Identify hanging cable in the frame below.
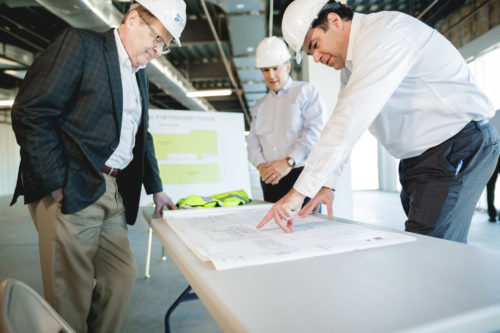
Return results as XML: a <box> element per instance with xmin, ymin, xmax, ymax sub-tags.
<box><xmin>417</xmin><ymin>0</ymin><xmax>440</xmax><ymax>19</ymax></box>
<box><xmin>200</xmin><ymin>0</ymin><xmax>251</xmax><ymax>126</ymax></box>
<box><xmin>268</xmin><ymin>0</ymin><xmax>274</xmax><ymax>36</ymax></box>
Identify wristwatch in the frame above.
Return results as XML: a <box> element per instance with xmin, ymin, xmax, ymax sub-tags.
<box><xmin>285</xmin><ymin>156</ymin><xmax>295</xmax><ymax>168</ymax></box>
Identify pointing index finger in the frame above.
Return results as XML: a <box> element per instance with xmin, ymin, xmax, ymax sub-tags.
<box><xmin>257</xmin><ymin>208</ymin><xmax>274</xmax><ymax>229</ymax></box>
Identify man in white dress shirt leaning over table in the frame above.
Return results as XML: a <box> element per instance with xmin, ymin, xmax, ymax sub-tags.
<box><xmin>258</xmin><ymin>0</ymin><xmax>499</xmax><ymax>243</ymax></box>
<box><xmin>247</xmin><ymin>36</ymin><xmax>328</xmax><ymax>209</ymax></box>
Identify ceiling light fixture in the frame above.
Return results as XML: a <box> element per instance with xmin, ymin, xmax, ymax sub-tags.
<box><xmin>0</xmin><ymin>100</ymin><xmax>15</xmax><ymax>108</ymax></box>
<box><xmin>186</xmin><ymin>89</ymin><xmax>232</xmax><ymax>98</ymax></box>
<box><xmin>0</xmin><ymin>56</ymin><xmax>23</xmax><ymax>67</ymax></box>
<box><xmin>4</xmin><ymin>69</ymin><xmax>27</xmax><ymax>80</ymax></box>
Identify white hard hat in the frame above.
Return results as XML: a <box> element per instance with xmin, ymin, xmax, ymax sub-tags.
<box><xmin>255</xmin><ymin>37</ymin><xmax>291</xmax><ymax>68</ymax></box>
<box><xmin>282</xmin><ymin>0</ymin><xmax>331</xmax><ymax>64</ymax></box>
<box><xmin>134</xmin><ymin>0</ymin><xmax>187</xmax><ymax>46</ymax></box>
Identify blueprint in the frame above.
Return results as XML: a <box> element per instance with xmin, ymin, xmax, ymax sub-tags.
<box><xmin>163</xmin><ymin>204</ymin><xmax>416</xmax><ymax>270</ymax></box>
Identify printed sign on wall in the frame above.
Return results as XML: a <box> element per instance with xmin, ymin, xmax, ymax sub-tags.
<box><xmin>140</xmin><ymin>109</ymin><xmax>252</xmax><ymax>204</ymax></box>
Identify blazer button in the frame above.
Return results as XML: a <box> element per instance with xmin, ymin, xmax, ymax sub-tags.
<box><xmin>110</xmin><ymin>146</ymin><xmax>116</xmax><ymax>151</ymax></box>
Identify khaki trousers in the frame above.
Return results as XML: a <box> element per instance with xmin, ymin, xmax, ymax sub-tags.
<box><xmin>28</xmin><ymin>173</ymin><xmax>136</xmax><ymax>333</ymax></box>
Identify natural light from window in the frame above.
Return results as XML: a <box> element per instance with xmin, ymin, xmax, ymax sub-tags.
<box><xmin>351</xmin><ymin>131</ymin><xmax>379</xmax><ymax>190</ymax></box>
<box><xmin>468</xmin><ymin>45</ymin><xmax>500</xmax><ymax>110</ymax></box>
<box><xmin>468</xmin><ymin>44</ymin><xmax>500</xmax><ymax>209</ymax></box>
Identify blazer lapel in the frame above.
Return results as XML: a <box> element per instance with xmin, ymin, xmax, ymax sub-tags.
<box><xmin>103</xmin><ymin>29</ymin><xmax>123</xmax><ymax>138</ymax></box>
<box><xmin>136</xmin><ymin>69</ymin><xmax>149</xmax><ymax>130</ymax></box>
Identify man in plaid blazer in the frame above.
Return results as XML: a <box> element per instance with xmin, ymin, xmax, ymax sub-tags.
<box><xmin>10</xmin><ymin>1</ymin><xmax>187</xmax><ymax>331</ymax></box>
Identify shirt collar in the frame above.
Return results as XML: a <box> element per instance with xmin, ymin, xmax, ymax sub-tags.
<box><xmin>345</xmin><ymin>12</ymin><xmax>364</xmax><ymax>71</ymax></box>
<box><xmin>270</xmin><ymin>76</ymin><xmax>293</xmax><ymax>97</ymax></box>
<box><xmin>114</xmin><ymin>28</ymin><xmax>144</xmax><ymax>73</ymax></box>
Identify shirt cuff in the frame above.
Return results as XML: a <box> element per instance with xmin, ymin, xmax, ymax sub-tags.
<box><xmin>294</xmin><ymin>168</ymin><xmax>340</xmax><ymax>197</ymax></box>
<box><xmin>252</xmin><ymin>156</ymin><xmax>266</xmax><ymax>168</ymax></box>
<box><xmin>323</xmin><ymin>173</ymin><xmax>338</xmax><ymax>190</ymax></box>
<box><xmin>293</xmin><ymin>171</ymin><xmax>324</xmax><ymax>198</ymax></box>
<box><xmin>288</xmin><ymin>151</ymin><xmax>303</xmax><ymax>167</ymax></box>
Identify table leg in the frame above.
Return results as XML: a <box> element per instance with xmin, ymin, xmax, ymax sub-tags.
<box><xmin>164</xmin><ymin>285</ymin><xmax>199</xmax><ymax>333</ymax></box>
<box><xmin>162</xmin><ymin>246</ymin><xmax>167</xmax><ymax>261</ymax></box>
<box><xmin>144</xmin><ymin>227</ymin><xmax>153</xmax><ymax>279</ymax></box>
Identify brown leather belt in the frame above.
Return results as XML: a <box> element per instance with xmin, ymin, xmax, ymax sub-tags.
<box><xmin>101</xmin><ymin>165</ymin><xmax>121</xmax><ymax>177</ymax></box>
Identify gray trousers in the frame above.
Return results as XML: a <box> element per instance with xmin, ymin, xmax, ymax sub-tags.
<box><xmin>28</xmin><ymin>173</ymin><xmax>136</xmax><ymax>333</ymax></box>
<box><xmin>399</xmin><ymin>120</ymin><xmax>500</xmax><ymax>243</ymax></box>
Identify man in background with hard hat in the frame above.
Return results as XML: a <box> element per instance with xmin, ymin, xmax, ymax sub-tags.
<box><xmin>247</xmin><ymin>36</ymin><xmax>327</xmax><ymax>207</ymax></box>
<box><xmin>258</xmin><ymin>0</ymin><xmax>498</xmax><ymax>243</ymax></box>
<box><xmin>10</xmin><ymin>0</ymin><xmax>186</xmax><ymax>331</ymax></box>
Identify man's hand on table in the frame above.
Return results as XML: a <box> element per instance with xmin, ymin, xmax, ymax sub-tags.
<box><xmin>51</xmin><ymin>188</ymin><xmax>64</xmax><ymax>202</ymax></box>
<box><xmin>299</xmin><ymin>187</ymin><xmax>334</xmax><ymax>218</ymax></box>
<box><xmin>256</xmin><ymin>188</ymin><xmax>305</xmax><ymax>233</ymax></box>
<box><xmin>153</xmin><ymin>192</ymin><xmax>177</xmax><ymax>217</ymax></box>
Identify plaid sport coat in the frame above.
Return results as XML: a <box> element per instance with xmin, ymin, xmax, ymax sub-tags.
<box><xmin>10</xmin><ymin>28</ymin><xmax>163</xmax><ymax>225</ymax></box>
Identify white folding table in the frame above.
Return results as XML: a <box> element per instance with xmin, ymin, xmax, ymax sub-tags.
<box><xmin>144</xmin><ymin>207</ymin><xmax>500</xmax><ymax>333</ymax></box>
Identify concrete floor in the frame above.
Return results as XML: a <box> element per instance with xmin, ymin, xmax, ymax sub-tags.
<box><xmin>0</xmin><ymin>194</ymin><xmax>220</xmax><ymax>333</ymax></box>
<box><xmin>1</xmin><ymin>189</ymin><xmax>500</xmax><ymax>332</ymax></box>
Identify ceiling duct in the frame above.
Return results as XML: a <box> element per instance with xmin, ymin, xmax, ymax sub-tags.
<box><xmin>33</xmin><ymin>0</ymin><xmax>215</xmax><ymax>111</ymax></box>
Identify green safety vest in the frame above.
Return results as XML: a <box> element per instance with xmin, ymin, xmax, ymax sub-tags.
<box><xmin>177</xmin><ymin>189</ymin><xmax>251</xmax><ymax>209</ymax></box>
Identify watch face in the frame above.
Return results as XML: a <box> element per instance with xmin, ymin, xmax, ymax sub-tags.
<box><xmin>287</xmin><ymin>158</ymin><xmax>294</xmax><ymax>167</ymax></box>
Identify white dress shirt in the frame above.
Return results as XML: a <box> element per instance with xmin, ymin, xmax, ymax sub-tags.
<box><xmin>294</xmin><ymin>11</ymin><xmax>495</xmax><ymax>197</ymax></box>
<box><xmin>104</xmin><ymin>29</ymin><xmax>143</xmax><ymax>170</ymax></box>
<box><xmin>246</xmin><ymin>77</ymin><xmax>327</xmax><ymax>168</ymax></box>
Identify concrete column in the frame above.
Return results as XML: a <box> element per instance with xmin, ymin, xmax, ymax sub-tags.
<box><xmin>0</xmin><ymin>124</ymin><xmax>20</xmax><ymax>196</ymax></box>
<box><xmin>377</xmin><ymin>143</ymin><xmax>398</xmax><ymax>192</ymax></box>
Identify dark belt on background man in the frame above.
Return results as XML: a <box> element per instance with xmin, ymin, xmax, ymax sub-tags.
<box><xmin>101</xmin><ymin>165</ymin><xmax>121</xmax><ymax>177</ymax></box>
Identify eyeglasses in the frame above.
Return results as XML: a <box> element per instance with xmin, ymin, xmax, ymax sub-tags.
<box><xmin>139</xmin><ymin>15</ymin><xmax>171</xmax><ymax>55</ymax></box>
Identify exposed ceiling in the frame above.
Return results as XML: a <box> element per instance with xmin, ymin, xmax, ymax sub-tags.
<box><xmin>347</xmin><ymin>0</ymin><xmax>468</xmax><ymax>26</ymax></box>
<box><xmin>0</xmin><ymin>0</ymin><xmax>469</xmax><ymax>127</ymax></box>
